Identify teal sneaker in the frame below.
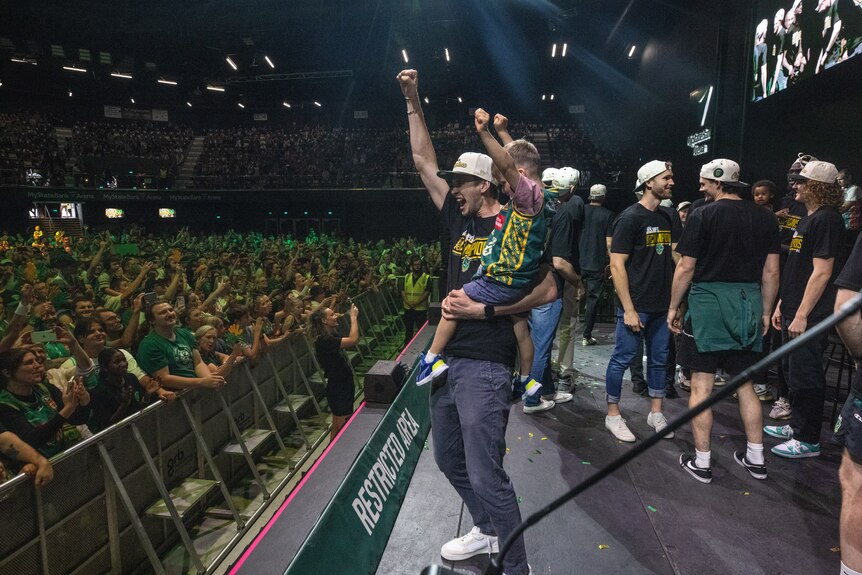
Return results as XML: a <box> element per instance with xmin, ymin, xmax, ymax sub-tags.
<box><xmin>771</xmin><ymin>439</ymin><xmax>821</xmax><ymax>459</ymax></box>
<box><xmin>763</xmin><ymin>425</ymin><xmax>793</xmax><ymax>440</ymax></box>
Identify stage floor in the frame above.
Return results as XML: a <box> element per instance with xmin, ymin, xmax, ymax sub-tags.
<box><xmin>378</xmin><ymin>325</ymin><xmax>844</xmax><ymax>575</ymax></box>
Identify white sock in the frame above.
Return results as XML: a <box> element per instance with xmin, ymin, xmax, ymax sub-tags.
<box><xmin>695</xmin><ymin>449</ymin><xmax>711</xmax><ymax>469</ymax></box>
<box><xmin>747</xmin><ymin>442</ymin><xmax>765</xmax><ymax>465</ymax></box>
<box><xmin>520</xmin><ymin>374</ymin><xmax>530</xmax><ymax>383</ymax></box>
<box><xmin>841</xmin><ymin>562</ymin><xmax>862</xmax><ymax>575</ymax></box>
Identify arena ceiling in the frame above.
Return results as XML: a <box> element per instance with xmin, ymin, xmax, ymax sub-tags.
<box><xmin>0</xmin><ymin>0</ymin><xmax>711</xmax><ymax>120</ymax></box>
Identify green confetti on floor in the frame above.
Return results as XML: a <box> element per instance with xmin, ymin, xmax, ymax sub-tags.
<box><xmin>582</xmin><ymin>461</ymin><xmax>591</xmax><ymax>465</ymax></box>
<box><xmin>517</xmin><ymin>496</ymin><xmax>523</xmax><ymax>504</ymax></box>
<box><xmin>647</xmin><ymin>505</ymin><xmax>657</xmax><ymax>513</ymax></box>
<box><xmin>528</xmin><ymin>458</ymin><xmax>534</xmax><ymax>463</ymax></box>
<box><xmin>534</xmin><ymin>449</ymin><xmax>542</xmax><ymax>454</ymax></box>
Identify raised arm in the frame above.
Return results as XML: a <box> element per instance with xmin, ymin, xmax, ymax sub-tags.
<box><xmin>475</xmin><ymin>108</ymin><xmax>520</xmax><ymax>192</ymax></box>
<box><xmin>397</xmin><ymin>69</ymin><xmax>449</xmax><ymax>210</ymax></box>
<box><xmin>493</xmin><ymin>114</ymin><xmax>514</xmax><ymax>146</ymax></box>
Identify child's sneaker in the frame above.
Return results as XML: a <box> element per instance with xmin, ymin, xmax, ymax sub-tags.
<box><xmin>417</xmin><ymin>355</ymin><xmax>448</xmax><ymax>386</ymax></box>
<box><xmin>522</xmin><ymin>378</ymin><xmax>542</xmax><ymax>399</ymax></box>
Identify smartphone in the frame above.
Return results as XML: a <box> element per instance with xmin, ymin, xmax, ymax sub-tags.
<box><xmin>143</xmin><ymin>292</ymin><xmax>157</xmax><ymax>308</ymax></box>
<box><xmin>30</xmin><ymin>329</ymin><xmax>58</xmax><ymax>344</ymax></box>
<box><xmin>175</xmin><ymin>295</ymin><xmax>185</xmax><ymax>309</ymax></box>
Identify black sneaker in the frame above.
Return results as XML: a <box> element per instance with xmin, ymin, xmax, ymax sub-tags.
<box><xmin>632</xmin><ymin>380</ymin><xmax>647</xmax><ymax>396</ymax></box>
<box><xmin>679</xmin><ymin>453</ymin><xmax>712</xmax><ymax>484</ymax></box>
<box><xmin>733</xmin><ymin>450</ymin><xmax>767</xmax><ymax>480</ymax></box>
<box><xmin>665</xmin><ymin>383</ymin><xmax>679</xmax><ymax>399</ymax></box>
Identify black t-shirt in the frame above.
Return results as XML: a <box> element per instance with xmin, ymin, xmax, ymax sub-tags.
<box><xmin>834</xmin><ymin>233</ymin><xmax>862</xmax><ymax>394</ymax></box>
<box><xmin>610</xmin><ymin>203</ymin><xmax>682</xmax><ymax>312</ymax></box>
<box><xmin>89</xmin><ymin>373</ymin><xmax>149</xmax><ymax>433</ymax></box>
<box><xmin>440</xmin><ymin>194</ymin><xmax>517</xmax><ymax>365</ymax></box>
<box><xmin>314</xmin><ymin>334</ymin><xmax>353</xmax><ymax>386</ymax></box>
<box><xmin>676</xmin><ymin>199</ymin><xmax>781</xmax><ymax>282</ymax></box>
<box><xmin>831</xmin><ymin>0</ymin><xmax>862</xmax><ymax>49</ymax></box>
<box><xmin>780</xmin><ymin>206</ymin><xmax>845</xmax><ymax>320</ymax></box>
<box><xmin>580</xmin><ymin>204</ymin><xmax>615</xmax><ymax>271</ymax></box>
<box><xmin>546</xmin><ymin>195</ymin><xmax>585</xmax><ymax>273</ymax></box>
<box><xmin>754</xmin><ymin>43</ymin><xmax>768</xmax><ymax>94</ymax></box>
<box><xmin>778</xmin><ymin>194</ymin><xmax>808</xmax><ymax>248</ymax></box>
<box><xmin>773</xmin><ymin>27</ymin><xmax>787</xmax><ymax>64</ymax></box>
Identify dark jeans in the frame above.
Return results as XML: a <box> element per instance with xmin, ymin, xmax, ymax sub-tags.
<box><xmin>431</xmin><ymin>357</ymin><xmax>529</xmax><ymax>575</ymax></box>
<box><xmin>581</xmin><ymin>270</ymin><xmax>605</xmax><ymax>340</ymax></box>
<box><xmin>402</xmin><ymin>308</ymin><xmax>427</xmax><ymax>347</ymax></box>
<box><xmin>782</xmin><ymin>316</ymin><xmax>829</xmax><ymax>444</ymax></box>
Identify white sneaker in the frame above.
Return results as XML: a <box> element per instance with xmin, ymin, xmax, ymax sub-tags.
<box><xmin>676</xmin><ymin>366</ymin><xmax>690</xmax><ymax>391</ymax></box>
<box><xmin>714</xmin><ymin>371</ymin><xmax>727</xmax><ymax>387</ymax></box>
<box><xmin>647</xmin><ymin>411</ymin><xmax>675</xmax><ymax>439</ymax></box>
<box><xmin>753</xmin><ymin>383</ymin><xmax>774</xmax><ymax>402</ymax></box>
<box><xmin>523</xmin><ymin>398</ymin><xmax>555</xmax><ymax>414</ymax></box>
<box><xmin>769</xmin><ymin>397</ymin><xmax>792</xmax><ymax>420</ymax></box>
<box><xmin>605</xmin><ymin>415</ymin><xmax>636</xmax><ymax>442</ymax></box>
<box><xmin>550</xmin><ymin>391</ymin><xmax>573</xmax><ymax>404</ymax></box>
<box><xmin>440</xmin><ymin>526</ymin><xmax>499</xmax><ymax>561</ymax></box>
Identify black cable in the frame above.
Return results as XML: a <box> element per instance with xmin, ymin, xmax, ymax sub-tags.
<box><xmin>482</xmin><ymin>291</ymin><xmax>862</xmax><ymax>575</ymax></box>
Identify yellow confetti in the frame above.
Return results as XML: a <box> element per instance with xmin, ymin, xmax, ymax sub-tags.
<box><xmin>529</xmin><ymin>432</ymin><xmax>534</xmax><ymax>438</ymax></box>
<box><xmin>743</xmin><ymin>492</ymin><xmax>750</xmax><ymax>496</ymax></box>
<box><xmin>598</xmin><ymin>544</ymin><xmax>610</xmax><ymax>550</ymax></box>
<box><xmin>831</xmin><ymin>546</ymin><xmax>841</xmax><ymax>553</ymax></box>
<box><xmin>506</xmin><ymin>448</ymin><xmax>510</xmax><ymax>453</ymax></box>
<box><xmin>541</xmin><ymin>437</ymin><xmax>548</xmax><ymax>440</ymax></box>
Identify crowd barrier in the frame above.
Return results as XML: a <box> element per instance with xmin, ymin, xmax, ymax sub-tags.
<box><xmin>0</xmin><ymin>284</ymin><xmax>408</xmax><ymax>575</ymax></box>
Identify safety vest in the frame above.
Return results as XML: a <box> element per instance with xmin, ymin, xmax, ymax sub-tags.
<box><xmin>403</xmin><ymin>273</ymin><xmax>430</xmax><ymax>311</ymax></box>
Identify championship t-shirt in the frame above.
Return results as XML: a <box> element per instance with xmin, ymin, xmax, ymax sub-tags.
<box><xmin>136</xmin><ymin>327</ymin><xmax>198</xmax><ymax>378</ymax></box>
<box><xmin>676</xmin><ymin>199</ymin><xmax>780</xmax><ymax>282</ymax></box>
<box><xmin>777</xmin><ymin>195</ymin><xmax>807</xmax><ymax>249</ymax></box>
<box><xmin>441</xmin><ymin>193</ymin><xmax>517</xmax><ymax>365</ymax></box>
<box><xmin>580</xmin><ymin>204</ymin><xmax>614</xmax><ymax>272</ymax></box>
<box><xmin>610</xmin><ymin>203</ymin><xmax>681</xmax><ymax>312</ymax></box>
<box><xmin>780</xmin><ymin>206</ymin><xmax>845</xmax><ymax>320</ymax></box>
<box><xmin>834</xmin><ymin>233</ymin><xmax>862</xmax><ymax>395</ymax></box>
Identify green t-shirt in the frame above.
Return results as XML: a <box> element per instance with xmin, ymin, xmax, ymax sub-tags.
<box><xmin>136</xmin><ymin>328</ymin><xmax>198</xmax><ymax>379</ymax></box>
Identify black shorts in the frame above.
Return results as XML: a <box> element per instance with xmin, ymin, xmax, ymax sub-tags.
<box><xmin>677</xmin><ymin>318</ymin><xmax>760</xmax><ymax>377</ymax></box>
<box><xmin>834</xmin><ymin>392</ymin><xmax>862</xmax><ymax>463</ymax></box>
<box><xmin>325</xmin><ymin>377</ymin><xmax>355</xmax><ymax>417</ymax></box>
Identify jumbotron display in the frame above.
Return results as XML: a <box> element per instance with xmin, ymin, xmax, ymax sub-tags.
<box><xmin>752</xmin><ymin>0</ymin><xmax>862</xmax><ymax>101</ymax></box>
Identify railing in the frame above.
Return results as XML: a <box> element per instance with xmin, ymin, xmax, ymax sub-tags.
<box><xmin>0</xmin><ymin>285</ymin><xmax>406</xmax><ymax>574</ymax></box>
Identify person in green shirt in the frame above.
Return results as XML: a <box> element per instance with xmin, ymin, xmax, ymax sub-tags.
<box><xmin>136</xmin><ymin>302</ymin><xmax>226</xmax><ymax>391</ymax></box>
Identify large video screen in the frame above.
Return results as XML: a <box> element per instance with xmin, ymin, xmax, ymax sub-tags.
<box><xmin>752</xmin><ymin>0</ymin><xmax>862</xmax><ymax>101</ymax></box>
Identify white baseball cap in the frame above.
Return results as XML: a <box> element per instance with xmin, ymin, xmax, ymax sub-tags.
<box><xmin>699</xmin><ymin>158</ymin><xmax>749</xmax><ymax>187</ymax></box>
<box><xmin>437</xmin><ymin>152</ymin><xmax>496</xmax><ymax>184</ymax></box>
<box><xmin>542</xmin><ymin>167</ymin><xmax>560</xmax><ymax>187</ymax></box>
<box><xmin>589</xmin><ymin>184</ymin><xmax>607</xmax><ymax>199</ymax></box>
<box><xmin>634</xmin><ymin>160</ymin><xmax>672</xmax><ymax>192</ymax></box>
<box><xmin>554</xmin><ymin>167</ymin><xmax>580</xmax><ymax>189</ymax></box>
<box><xmin>788</xmin><ymin>160</ymin><xmax>840</xmax><ymax>184</ymax></box>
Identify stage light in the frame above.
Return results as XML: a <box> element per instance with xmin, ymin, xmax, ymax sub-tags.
<box><xmin>445</xmin><ymin>48</ymin><xmax>450</xmax><ymax>62</ymax></box>
<box><xmin>283</xmin><ymin>101</ymin><xmax>291</xmax><ymax>108</ymax></box>
<box><xmin>550</xmin><ymin>94</ymin><xmax>555</xmax><ymax>100</ymax></box>
<box><xmin>158</xmin><ymin>78</ymin><xmax>178</xmax><ymax>85</ymax></box>
<box><xmin>562</xmin><ymin>43</ymin><xmax>568</xmax><ymax>57</ymax></box>
<box><xmin>542</xmin><ymin>94</ymin><xmax>546</xmax><ymax>101</ymax></box>
<box><xmin>313</xmin><ymin>101</ymin><xmax>322</xmax><ymax>107</ymax></box>
<box><xmin>63</xmin><ymin>66</ymin><xmax>87</xmax><ymax>73</ymax></box>
<box><xmin>111</xmin><ymin>72</ymin><xmax>132</xmax><ymax>79</ymax></box>
<box><xmin>226</xmin><ymin>56</ymin><xmax>238</xmax><ymax>71</ymax></box>
<box><xmin>628</xmin><ymin>45</ymin><xmax>637</xmax><ymax>58</ymax></box>
<box><xmin>457</xmin><ymin>96</ymin><xmax>462</xmax><ymax>103</ymax></box>
<box><xmin>68</xmin><ymin>90</ymin><xmax>73</xmax><ymax>97</ymax></box>
<box><xmin>130</xmin><ymin>98</ymin><xmax>135</xmax><ymax>104</ymax></box>
<box><xmin>551</xmin><ymin>43</ymin><xmax>557</xmax><ymax>58</ymax></box>
<box><xmin>206</xmin><ymin>85</ymin><xmax>225</xmax><ymax>92</ymax></box>
<box><xmin>402</xmin><ymin>49</ymin><xmax>409</xmax><ymax>63</ymax></box>
<box><xmin>186</xmin><ymin>101</ymin><xmax>193</xmax><ymax>107</ymax></box>
<box><xmin>264</xmin><ymin>55</ymin><xmax>275</xmax><ymax>69</ymax></box>
<box><xmin>11</xmin><ymin>58</ymin><xmax>37</xmax><ymax>65</ymax></box>
<box><xmin>237</xmin><ymin>102</ymin><xmax>245</xmax><ymax>109</ymax></box>
<box><xmin>700</xmin><ymin>85</ymin><xmax>714</xmax><ymax>127</ymax></box>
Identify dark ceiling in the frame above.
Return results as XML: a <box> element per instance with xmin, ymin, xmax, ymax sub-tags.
<box><xmin>0</xmin><ymin>0</ymin><xmax>719</xmax><ymax>125</ymax></box>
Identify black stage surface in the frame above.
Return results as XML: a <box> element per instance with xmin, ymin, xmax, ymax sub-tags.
<box><xmin>378</xmin><ymin>325</ymin><xmax>844</xmax><ymax>575</ymax></box>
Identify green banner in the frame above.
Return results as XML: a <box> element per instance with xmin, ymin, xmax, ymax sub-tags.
<box><xmin>285</xmin><ymin>365</ymin><xmax>431</xmax><ymax>575</ymax></box>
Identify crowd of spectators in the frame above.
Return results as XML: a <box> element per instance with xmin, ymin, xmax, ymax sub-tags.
<box><xmin>0</xmin><ymin>225</ymin><xmax>441</xmax><ymax>483</ymax></box>
<box><xmin>0</xmin><ymin>113</ymin><xmax>66</xmax><ymax>186</ymax></box>
<box><xmin>0</xmin><ymin>112</ymin><xmax>633</xmax><ymax>190</ymax></box>
<box><xmin>192</xmin><ymin>125</ymin><xmax>411</xmax><ymax>189</ymax></box>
